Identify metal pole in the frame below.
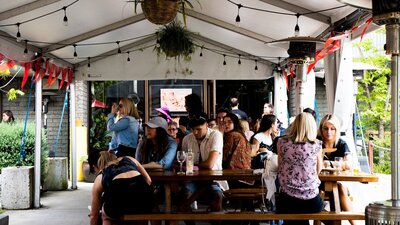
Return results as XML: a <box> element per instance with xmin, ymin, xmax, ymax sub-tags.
<box><xmin>34</xmin><ymin>78</ymin><xmax>42</xmax><ymax>208</ymax></box>
<box><xmin>295</xmin><ymin>63</ymin><xmax>307</xmax><ymax>114</ymax></box>
<box><xmin>70</xmin><ymin>81</ymin><xmax>77</xmax><ymax>189</ymax></box>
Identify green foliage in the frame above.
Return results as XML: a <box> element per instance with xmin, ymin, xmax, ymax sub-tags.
<box><xmin>355</xmin><ymin>35</ymin><xmax>391</xmax><ymax>134</ymax></box>
<box><xmin>0</xmin><ymin>121</ymin><xmax>49</xmax><ymax>180</ymax></box>
<box><xmin>154</xmin><ymin>21</ymin><xmax>196</xmax><ymax>61</ymax></box>
<box><xmin>371</xmin><ymin>136</ymin><xmax>391</xmax><ymax>174</ymax></box>
<box><xmin>90</xmin><ymin>81</ymin><xmax>114</xmax><ymax>151</ymax></box>
<box><xmin>7</xmin><ymin>88</ymin><xmax>25</xmax><ymax>101</ymax></box>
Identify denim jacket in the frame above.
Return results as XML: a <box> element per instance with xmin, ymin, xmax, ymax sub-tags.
<box><xmin>107</xmin><ymin>113</ymin><xmax>139</xmax><ymax>149</ymax></box>
<box><xmin>135</xmin><ymin>136</ymin><xmax>177</xmax><ymax>170</ymax></box>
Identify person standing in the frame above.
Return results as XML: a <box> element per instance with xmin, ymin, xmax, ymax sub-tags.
<box><xmin>230</xmin><ymin>97</ymin><xmax>248</xmax><ymax>120</ymax></box>
<box><xmin>276</xmin><ymin>112</ymin><xmax>323</xmax><ymax>225</ymax></box>
<box><xmin>107</xmin><ymin>98</ymin><xmax>140</xmax><ymax>157</ymax></box>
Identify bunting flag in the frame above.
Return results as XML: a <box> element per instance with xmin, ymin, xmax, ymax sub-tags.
<box><xmin>40</xmin><ymin>58</ymin><xmax>49</xmax><ymax>79</ymax></box>
<box><xmin>59</xmin><ymin>68</ymin><xmax>68</xmax><ymax>90</ymax></box>
<box><xmin>34</xmin><ymin>58</ymin><xmax>42</xmax><ymax>81</ymax></box>
<box><xmin>45</xmin><ymin>63</ymin><xmax>56</xmax><ymax>86</ymax></box>
<box><xmin>66</xmin><ymin>67</ymin><xmax>73</xmax><ymax>89</ymax></box>
<box><xmin>360</xmin><ymin>18</ymin><xmax>373</xmax><ymax>43</ymax></box>
<box><xmin>50</xmin><ymin>66</ymin><xmax>62</xmax><ymax>86</ymax></box>
<box><xmin>307</xmin><ymin>33</ymin><xmax>349</xmax><ymax>74</ymax></box>
<box><xmin>91</xmin><ymin>99</ymin><xmax>108</xmax><ymax>108</ymax></box>
<box><xmin>0</xmin><ymin>60</ymin><xmax>15</xmax><ymax>71</ymax></box>
<box><xmin>21</xmin><ymin>62</ymin><xmax>31</xmax><ymax>89</ymax></box>
<box><xmin>283</xmin><ymin>68</ymin><xmax>289</xmax><ymax>91</ymax></box>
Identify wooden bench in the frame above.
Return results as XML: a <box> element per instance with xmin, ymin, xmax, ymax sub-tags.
<box><xmin>121</xmin><ymin>211</ymin><xmax>365</xmax><ymax>224</ymax></box>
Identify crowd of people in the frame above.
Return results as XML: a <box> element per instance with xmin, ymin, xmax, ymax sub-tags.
<box><xmin>88</xmin><ymin>94</ymin><xmax>354</xmax><ymax>225</ymax></box>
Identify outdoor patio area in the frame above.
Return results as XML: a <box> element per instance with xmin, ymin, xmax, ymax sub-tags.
<box><xmin>3</xmin><ymin>174</ymin><xmax>390</xmax><ymax>225</ymax></box>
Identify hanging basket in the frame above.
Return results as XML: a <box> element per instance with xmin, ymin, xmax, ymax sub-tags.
<box><xmin>141</xmin><ymin>0</ymin><xmax>179</xmax><ymax>25</ymax></box>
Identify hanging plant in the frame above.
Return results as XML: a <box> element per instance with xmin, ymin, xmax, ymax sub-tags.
<box><xmin>154</xmin><ymin>20</ymin><xmax>196</xmax><ymax>61</ymax></box>
<box><xmin>130</xmin><ymin>0</ymin><xmax>200</xmax><ymax>27</ymax></box>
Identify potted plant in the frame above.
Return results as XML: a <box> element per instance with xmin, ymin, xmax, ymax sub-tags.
<box><xmin>131</xmin><ymin>0</ymin><xmax>199</xmax><ymax>26</ymax></box>
<box><xmin>154</xmin><ymin>20</ymin><xmax>196</xmax><ymax>61</ymax></box>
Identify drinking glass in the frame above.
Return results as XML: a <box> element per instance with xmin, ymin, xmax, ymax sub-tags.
<box><xmin>334</xmin><ymin>157</ymin><xmax>343</xmax><ymax>174</ymax></box>
<box><xmin>176</xmin><ymin>151</ymin><xmax>187</xmax><ymax>175</ymax></box>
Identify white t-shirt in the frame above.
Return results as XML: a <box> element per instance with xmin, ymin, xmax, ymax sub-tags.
<box><xmin>182</xmin><ymin>128</ymin><xmax>223</xmax><ymax>171</ymax></box>
<box><xmin>254</xmin><ymin>132</ymin><xmax>273</xmax><ymax>147</ymax></box>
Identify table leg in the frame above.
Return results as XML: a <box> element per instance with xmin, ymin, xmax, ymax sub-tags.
<box><xmin>164</xmin><ymin>183</ymin><xmax>172</xmax><ymax>213</ymax></box>
<box><xmin>323</xmin><ymin>181</ymin><xmax>341</xmax><ymax>213</ymax></box>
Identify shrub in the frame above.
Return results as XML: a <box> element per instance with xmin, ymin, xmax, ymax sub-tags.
<box><xmin>0</xmin><ymin>121</ymin><xmax>49</xmax><ymax>182</ymax></box>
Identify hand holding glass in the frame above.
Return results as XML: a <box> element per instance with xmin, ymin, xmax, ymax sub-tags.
<box><xmin>334</xmin><ymin>157</ymin><xmax>343</xmax><ymax>174</ymax></box>
<box><xmin>176</xmin><ymin>151</ymin><xmax>187</xmax><ymax>175</ymax></box>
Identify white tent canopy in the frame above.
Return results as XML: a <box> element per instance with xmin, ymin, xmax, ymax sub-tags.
<box><xmin>0</xmin><ymin>0</ymin><xmax>375</xmax><ymax>80</ymax></box>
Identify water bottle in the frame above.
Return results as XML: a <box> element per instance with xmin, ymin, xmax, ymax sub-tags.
<box><xmin>186</xmin><ymin>149</ymin><xmax>194</xmax><ymax>175</ymax></box>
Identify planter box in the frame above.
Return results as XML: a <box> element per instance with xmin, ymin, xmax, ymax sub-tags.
<box><xmin>44</xmin><ymin>157</ymin><xmax>68</xmax><ymax>191</ymax></box>
<box><xmin>1</xmin><ymin>166</ymin><xmax>33</xmax><ymax>209</ymax></box>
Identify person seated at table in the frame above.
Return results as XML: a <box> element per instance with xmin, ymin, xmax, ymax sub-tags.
<box><xmin>135</xmin><ymin>116</ymin><xmax>177</xmax><ymax>170</ymax></box>
<box><xmin>318</xmin><ymin>114</ymin><xmax>354</xmax><ymax>225</ymax></box>
<box><xmin>88</xmin><ymin>150</ymin><xmax>153</xmax><ymax>225</ymax></box>
<box><xmin>251</xmin><ymin>114</ymin><xmax>279</xmax><ymax>169</ymax></box>
<box><xmin>276</xmin><ymin>112</ymin><xmax>323</xmax><ymax>225</ymax></box>
<box><xmin>222</xmin><ymin>112</ymin><xmax>251</xmax><ymax>171</ymax></box>
<box><xmin>181</xmin><ymin>114</ymin><xmax>226</xmax><ymax>214</ymax></box>
<box><xmin>167</xmin><ymin>121</ymin><xmax>184</xmax><ymax>151</ymax></box>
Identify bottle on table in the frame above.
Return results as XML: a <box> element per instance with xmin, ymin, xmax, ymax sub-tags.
<box><xmin>186</xmin><ymin>148</ymin><xmax>194</xmax><ymax>175</ymax></box>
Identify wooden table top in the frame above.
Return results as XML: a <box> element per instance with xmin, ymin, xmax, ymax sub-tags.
<box><xmin>147</xmin><ymin>169</ymin><xmax>379</xmax><ymax>183</ymax></box>
<box><xmin>147</xmin><ymin>169</ymin><xmax>261</xmax><ymax>181</ymax></box>
<box><xmin>319</xmin><ymin>172</ymin><xmax>379</xmax><ymax>183</ymax></box>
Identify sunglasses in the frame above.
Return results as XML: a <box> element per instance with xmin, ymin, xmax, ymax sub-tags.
<box><xmin>118</xmin><ymin>104</ymin><xmax>123</xmax><ymax>109</ymax></box>
<box><xmin>168</xmin><ymin>128</ymin><xmax>177</xmax><ymax>131</ymax></box>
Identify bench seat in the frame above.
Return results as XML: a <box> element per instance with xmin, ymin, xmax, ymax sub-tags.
<box><xmin>121</xmin><ymin>211</ymin><xmax>365</xmax><ymax>221</ymax></box>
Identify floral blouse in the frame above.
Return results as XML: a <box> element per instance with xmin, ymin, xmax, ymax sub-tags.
<box><xmin>277</xmin><ymin>138</ymin><xmax>322</xmax><ymax>200</ymax></box>
<box><xmin>223</xmin><ymin>131</ymin><xmax>252</xmax><ymax>169</ymax></box>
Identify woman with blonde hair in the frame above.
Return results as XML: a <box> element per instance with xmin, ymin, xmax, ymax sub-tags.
<box><xmin>318</xmin><ymin>114</ymin><xmax>354</xmax><ymax>225</ymax></box>
<box><xmin>276</xmin><ymin>112</ymin><xmax>323</xmax><ymax>225</ymax></box>
<box><xmin>108</xmin><ymin>98</ymin><xmax>140</xmax><ymax>157</ymax></box>
<box><xmin>89</xmin><ymin>150</ymin><xmax>152</xmax><ymax>225</ymax></box>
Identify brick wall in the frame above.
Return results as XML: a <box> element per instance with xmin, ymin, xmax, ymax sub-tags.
<box><xmin>0</xmin><ymin>78</ymin><xmax>70</xmax><ymax>157</ymax></box>
<box><xmin>75</xmin><ymin>80</ymin><xmax>89</xmax><ymax>127</ymax></box>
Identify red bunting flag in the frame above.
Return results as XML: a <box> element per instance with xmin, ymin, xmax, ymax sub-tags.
<box><xmin>50</xmin><ymin>66</ymin><xmax>62</xmax><ymax>86</ymax></box>
<box><xmin>34</xmin><ymin>58</ymin><xmax>42</xmax><ymax>81</ymax></box>
<box><xmin>21</xmin><ymin>62</ymin><xmax>31</xmax><ymax>89</ymax></box>
<box><xmin>59</xmin><ymin>68</ymin><xmax>68</xmax><ymax>90</ymax></box>
<box><xmin>45</xmin><ymin>64</ymin><xmax>56</xmax><ymax>86</ymax></box>
<box><xmin>360</xmin><ymin>18</ymin><xmax>373</xmax><ymax>43</ymax></box>
<box><xmin>0</xmin><ymin>60</ymin><xmax>15</xmax><ymax>71</ymax></box>
<box><xmin>66</xmin><ymin>68</ymin><xmax>73</xmax><ymax>89</ymax></box>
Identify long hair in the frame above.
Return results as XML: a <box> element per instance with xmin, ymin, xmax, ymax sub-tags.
<box><xmin>257</xmin><ymin>114</ymin><xmax>277</xmax><ymax>133</ymax></box>
<box><xmin>318</xmin><ymin>114</ymin><xmax>341</xmax><ymax>145</ymax></box>
<box><xmin>286</xmin><ymin>112</ymin><xmax>317</xmax><ymax>143</ymax></box>
<box><xmin>120</xmin><ymin>98</ymin><xmax>140</xmax><ymax>119</ymax></box>
<box><xmin>139</xmin><ymin>127</ymin><xmax>171</xmax><ymax>163</ymax></box>
<box><xmin>224</xmin><ymin>113</ymin><xmax>245</xmax><ymax>136</ymax></box>
<box><xmin>88</xmin><ymin>150</ymin><xmax>117</xmax><ymax>173</ymax></box>
<box><xmin>3</xmin><ymin>110</ymin><xmax>15</xmax><ymax>123</ymax></box>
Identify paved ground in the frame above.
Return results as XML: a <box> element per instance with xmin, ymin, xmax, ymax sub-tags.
<box><xmin>3</xmin><ymin>174</ymin><xmax>391</xmax><ymax>225</ymax></box>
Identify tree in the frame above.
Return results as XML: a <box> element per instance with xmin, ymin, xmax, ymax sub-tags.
<box><xmin>354</xmin><ymin>29</ymin><xmax>391</xmax><ymax>170</ymax></box>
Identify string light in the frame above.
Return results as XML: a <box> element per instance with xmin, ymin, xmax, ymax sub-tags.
<box><xmin>156</xmin><ymin>32</ymin><xmax>160</xmax><ymax>47</ymax></box>
<box><xmin>127</xmin><ymin>51</ymin><xmax>131</xmax><ymax>62</ymax></box>
<box><xmin>223</xmin><ymin>54</ymin><xmax>227</xmax><ymax>65</ymax></box>
<box><xmin>199</xmin><ymin>47</ymin><xmax>203</xmax><ymax>57</ymax></box>
<box><xmin>73</xmin><ymin>44</ymin><xmax>77</xmax><ymax>60</ymax></box>
<box><xmin>87</xmin><ymin>57</ymin><xmax>91</xmax><ymax>68</ymax></box>
<box><xmin>294</xmin><ymin>14</ymin><xmax>300</xmax><ymax>36</ymax></box>
<box><xmin>16</xmin><ymin>23</ymin><xmax>21</xmax><ymax>42</ymax></box>
<box><xmin>235</xmin><ymin>4</ymin><xmax>242</xmax><ymax>26</ymax></box>
<box><xmin>116</xmin><ymin>41</ymin><xmax>121</xmax><ymax>55</ymax></box>
<box><xmin>23</xmin><ymin>40</ymin><xmax>28</xmax><ymax>55</ymax></box>
<box><xmin>254</xmin><ymin>60</ymin><xmax>258</xmax><ymax>70</ymax></box>
<box><xmin>63</xmin><ymin>6</ymin><xmax>68</xmax><ymax>26</ymax></box>
<box><xmin>238</xmin><ymin>54</ymin><xmax>241</xmax><ymax>65</ymax></box>
<box><xmin>277</xmin><ymin>57</ymin><xmax>282</xmax><ymax>71</ymax></box>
